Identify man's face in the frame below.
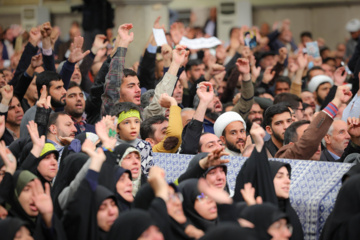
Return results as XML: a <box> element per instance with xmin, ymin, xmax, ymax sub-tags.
<box><xmin>220</xmin><ymin>121</ymin><xmax>246</xmax><ymax>153</ymax></box>
<box><xmin>292</xmin><ymin>102</ymin><xmax>304</xmax><ymax>121</ymax></box>
<box><xmin>49</xmin><ymin>80</ymin><xmax>66</xmax><ymax>107</ymax></box>
<box><xmin>199</xmin><ymin>133</ymin><xmax>223</xmax><ymax>153</ymax></box>
<box><xmin>260</xmin><ymin>55</ymin><xmax>275</xmax><ymax>69</ymax></box>
<box><xmin>315</xmin><ymin>82</ymin><xmax>331</xmax><ymax>103</ymax></box>
<box><xmin>150</xmin><ymin>120</ymin><xmax>169</xmax><ymax>147</ymax></box>
<box><xmin>266</xmin><ymin>112</ymin><xmax>293</xmax><ymax>144</ymax></box>
<box><xmin>53</xmin><ymin>114</ymin><xmax>77</xmax><ymax>138</ymax></box>
<box><xmin>321</xmin><ymin>64</ymin><xmax>335</xmax><ymax>78</ymax></box>
<box><xmin>274</xmin><ymin>82</ymin><xmax>290</xmax><ymax>95</ymax></box>
<box><xmin>6</xmin><ymin>97</ymin><xmax>24</xmax><ymax>126</ymax></box>
<box><xmin>300</xmin><ymin>91</ymin><xmax>315</xmax><ymax>110</ymax></box>
<box><xmin>70</xmin><ymin>64</ymin><xmax>82</xmax><ymax>85</ymax></box>
<box><xmin>325</xmin><ymin>120</ymin><xmax>350</xmax><ymax>157</ymax></box>
<box><xmin>24</xmin><ymin>77</ymin><xmax>38</xmax><ymax>102</ymax></box>
<box><xmin>37</xmin><ymin>153</ymin><xmax>58</xmax><ymax>181</ymax></box>
<box><xmin>117</xmin><ymin>117</ymin><xmax>140</xmax><ymax>141</ymax></box>
<box><xmin>350</xmin><ymin>31</ymin><xmax>360</xmax><ymax>40</ymax></box>
<box><xmin>205</xmin><ymin>166</ymin><xmax>226</xmax><ymax>189</ymax></box>
<box><xmin>187</xmin><ymin>64</ymin><xmax>205</xmax><ymax>82</ymax></box>
<box><xmin>207</xmin><ymin>95</ymin><xmax>223</xmax><ymax>113</ymax></box>
<box><xmin>119</xmin><ymin>76</ymin><xmax>141</xmax><ymax>106</ymax></box>
<box><xmin>247</xmin><ymin>103</ymin><xmax>263</xmax><ymax>125</ymax></box>
<box><xmin>64</xmin><ymin>86</ymin><xmax>85</xmax><ymax>119</ymax></box>
<box><xmin>172</xmin><ymin>80</ymin><xmax>183</xmax><ymax>104</ymax></box>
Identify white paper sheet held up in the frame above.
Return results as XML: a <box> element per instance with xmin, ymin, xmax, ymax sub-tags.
<box><xmin>152</xmin><ymin>28</ymin><xmax>168</xmax><ymax>46</ymax></box>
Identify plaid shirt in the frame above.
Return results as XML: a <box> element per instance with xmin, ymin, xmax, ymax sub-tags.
<box><xmin>101</xmin><ymin>47</ymin><xmax>127</xmax><ymax>117</ymax></box>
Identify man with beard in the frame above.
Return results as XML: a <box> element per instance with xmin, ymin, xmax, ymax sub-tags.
<box><xmin>246</xmin><ymin>102</ymin><xmax>264</xmax><ymax>130</ymax></box>
<box><xmin>64</xmin><ymin>82</ymin><xmax>95</xmax><ymax>135</ymax></box>
<box><xmin>20</xmin><ymin>71</ymin><xmax>67</xmax><ymax>138</ymax></box>
<box><xmin>321</xmin><ymin>119</ymin><xmax>350</xmax><ymax>162</ymax></box>
<box><xmin>214</xmin><ymin>111</ymin><xmax>247</xmax><ymax>156</ymax></box>
<box><xmin>264</xmin><ymin>104</ymin><xmax>293</xmax><ymax>157</ymax></box>
<box><xmin>307</xmin><ymin>75</ymin><xmax>333</xmax><ymax>111</ymax></box>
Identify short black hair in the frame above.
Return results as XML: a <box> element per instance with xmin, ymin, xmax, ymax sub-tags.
<box><xmin>68</xmin><ymin>81</ymin><xmax>83</xmax><ymax>91</ymax></box>
<box><xmin>283</xmin><ymin>120</ymin><xmax>310</xmax><ymax>145</ymax></box>
<box><xmin>300</xmin><ymin>31</ymin><xmax>312</xmax><ymax>39</ymax></box>
<box><xmin>140</xmin><ymin>115</ymin><xmax>168</xmax><ymax>140</ymax></box>
<box><xmin>306</xmin><ymin>66</ymin><xmax>324</xmax><ymax>81</ymax></box>
<box><xmin>185</xmin><ymin>59</ymin><xmax>204</xmax><ymax>72</ymax></box>
<box><xmin>264</xmin><ymin>103</ymin><xmax>291</xmax><ymax>127</ymax></box>
<box><xmin>36</xmin><ymin>71</ymin><xmax>62</xmax><ymax>97</ymax></box>
<box><xmin>110</xmin><ymin>102</ymin><xmax>142</xmax><ymax>120</ymax></box>
<box><xmin>140</xmin><ymin>89</ymin><xmax>155</xmax><ymax>109</ymax></box>
<box><xmin>273</xmin><ymin>93</ymin><xmax>302</xmax><ymax>109</ymax></box>
<box><xmin>46</xmin><ymin>112</ymin><xmax>69</xmax><ymax>135</ymax></box>
<box><xmin>229</xmin><ymin>27</ymin><xmax>239</xmax><ymax>38</ymax></box>
<box><xmin>123</xmin><ymin>68</ymin><xmax>137</xmax><ymax>78</ymax></box>
<box><xmin>275</xmin><ymin>76</ymin><xmax>291</xmax><ymax>87</ymax></box>
<box><xmin>323</xmin><ymin>57</ymin><xmax>336</xmax><ymax>64</ymax></box>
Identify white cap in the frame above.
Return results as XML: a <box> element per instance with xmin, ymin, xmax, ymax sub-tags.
<box><xmin>214</xmin><ymin>111</ymin><xmax>246</xmax><ymax>137</ymax></box>
<box><xmin>346</xmin><ymin>19</ymin><xmax>360</xmax><ymax>32</ymax></box>
<box><xmin>308</xmin><ymin>75</ymin><xmax>333</xmax><ymax>93</ymax></box>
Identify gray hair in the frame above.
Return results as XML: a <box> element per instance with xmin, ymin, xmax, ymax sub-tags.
<box><xmin>141</xmin><ymin>89</ymin><xmax>155</xmax><ymax>109</ymax></box>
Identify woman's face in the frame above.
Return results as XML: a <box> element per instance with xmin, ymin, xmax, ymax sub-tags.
<box><xmin>14</xmin><ymin>226</ymin><xmax>34</xmax><ymax>240</ymax></box>
<box><xmin>120</xmin><ymin>152</ymin><xmax>141</xmax><ymax>179</ymax></box>
<box><xmin>116</xmin><ymin>172</ymin><xmax>134</xmax><ymax>202</ymax></box>
<box><xmin>138</xmin><ymin>225</ymin><xmax>164</xmax><ymax>240</ymax></box>
<box><xmin>193</xmin><ymin>194</ymin><xmax>218</xmax><ymax>220</ymax></box>
<box><xmin>97</xmin><ymin>198</ymin><xmax>119</xmax><ymax>232</ymax></box>
<box><xmin>273</xmin><ymin>167</ymin><xmax>291</xmax><ymax>199</ymax></box>
<box><xmin>18</xmin><ymin>182</ymin><xmax>38</xmax><ymax>217</ymax></box>
<box><xmin>166</xmin><ymin>186</ymin><xmax>186</xmax><ymax>224</ymax></box>
<box><xmin>267</xmin><ymin>218</ymin><xmax>292</xmax><ymax>240</ymax></box>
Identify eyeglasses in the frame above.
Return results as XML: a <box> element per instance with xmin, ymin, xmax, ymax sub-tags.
<box><xmin>168</xmin><ymin>192</ymin><xmax>183</xmax><ymax>203</ymax></box>
<box><xmin>196</xmin><ymin>193</ymin><xmax>209</xmax><ymax>203</ymax></box>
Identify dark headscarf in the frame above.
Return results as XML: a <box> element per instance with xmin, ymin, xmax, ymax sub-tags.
<box><xmin>240</xmin><ymin>203</ymin><xmax>288</xmax><ymax>240</ymax></box>
<box><xmin>8</xmin><ymin>170</ymin><xmax>38</xmax><ymax>230</ymax></box>
<box><xmin>178</xmin><ymin>179</ymin><xmax>218</xmax><ymax>232</ymax></box>
<box><xmin>320</xmin><ymin>174</ymin><xmax>360</xmax><ymax>240</ymax></box>
<box><xmin>268</xmin><ymin>161</ymin><xmax>303</xmax><ymax>240</ymax></box>
<box><xmin>107</xmin><ymin>209</ymin><xmax>159</xmax><ymax>240</ymax></box>
<box><xmin>341</xmin><ymin>163</ymin><xmax>360</xmax><ymax>183</ymax></box>
<box><xmin>134</xmin><ymin>183</ymin><xmax>192</xmax><ymax>240</ymax></box>
<box><xmin>199</xmin><ymin>223</ymin><xmax>259</xmax><ymax>240</ymax></box>
<box><xmin>98</xmin><ymin>165</ymin><xmax>132</xmax><ymax>212</ymax></box>
<box><xmin>0</xmin><ymin>217</ymin><xmax>30</xmax><ymax>240</ymax></box>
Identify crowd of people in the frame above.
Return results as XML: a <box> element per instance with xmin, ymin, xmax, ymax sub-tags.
<box><xmin>1</xmin><ymin>10</ymin><xmax>360</xmax><ymax>240</ymax></box>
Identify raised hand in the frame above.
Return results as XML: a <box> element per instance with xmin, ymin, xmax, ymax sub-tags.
<box><xmin>236</xmin><ymin>58</ymin><xmax>250</xmax><ymax>75</ymax></box>
<box><xmin>278</xmin><ymin>47</ymin><xmax>288</xmax><ymax>64</ymax></box>
<box><xmin>159</xmin><ymin>93</ymin><xmax>177</xmax><ymax>108</ymax></box>
<box><xmin>297</xmin><ymin>52</ymin><xmax>308</xmax><ymax>70</ymax></box>
<box><xmin>50</xmin><ymin>27</ymin><xmax>60</xmax><ymax>50</ymax></box>
<box><xmin>31</xmin><ymin>179</ymin><xmax>53</xmax><ymax>227</ymax></box>
<box><xmin>240</xmin><ymin>182</ymin><xmax>263</xmax><ymax>206</ymax></box>
<box><xmin>347</xmin><ymin>117</ymin><xmax>360</xmax><ymax>145</ymax></box>
<box><xmin>250</xmin><ymin>122</ymin><xmax>266</xmax><ymax>152</ymax></box>
<box><xmin>95</xmin><ymin>117</ymin><xmax>116</xmax><ymax>150</ymax></box>
<box><xmin>153</xmin><ymin>16</ymin><xmax>165</xmax><ymax>31</ymax></box>
<box><xmin>27</xmin><ymin>121</ymin><xmax>45</xmax><ymax>158</ymax></box>
<box><xmin>0</xmin><ymin>85</ymin><xmax>13</xmax><ymax>105</ymax></box>
<box><xmin>83</xmin><ymin>139</ymin><xmax>106</xmax><ymax>171</ymax></box>
<box><xmin>29</xmin><ymin>27</ymin><xmax>41</xmax><ymax>47</ymax></box>
<box><xmin>118</xmin><ymin>23</ymin><xmax>134</xmax><ymax>48</ymax></box>
<box><xmin>68</xmin><ymin>36</ymin><xmax>90</xmax><ymax>63</ymax></box>
<box><xmin>0</xmin><ymin>116</ymin><xmax>5</xmax><ymax>139</ymax></box>
<box><xmin>148</xmin><ymin>166</ymin><xmax>168</xmax><ymax>201</ymax></box>
<box><xmin>333</xmin><ymin>66</ymin><xmax>347</xmax><ymax>86</ymax></box>
<box><xmin>172</xmin><ymin>45</ymin><xmax>189</xmax><ymax>66</ymax></box>
<box><xmin>170</xmin><ymin>22</ymin><xmax>185</xmax><ymax>45</ymax></box>
<box><xmin>30</xmin><ymin>54</ymin><xmax>43</xmax><ymax>69</ymax></box>
<box><xmin>0</xmin><ymin>140</ymin><xmax>17</xmax><ymax>175</ymax></box>
<box><xmin>262</xmin><ymin>66</ymin><xmax>275</xmax><ymax>84</ymax></box>
<box><xmin>333</xmin><ymin>85</ymin><xmax>352</xmax><ymax>107</ymax></box>
<box><xmin>40</xmin><ymin>22</ymin><xmax>52</xmax><ymax>50</ymax></box>
<box><xmin>161</xmin><ymin>44</ymin><xmax>172</xmax><ymax>67</ymax></box>
<box><xmin>199</xmin><ymin>146</ymin><xmax>230</xmax><ymax>169</ymax></box>
<box><xmin>36</xmin><ymin>85</ymin><xmax>51</xmax><ymax>109</ymax></box>
<box><xmin>198</xmin><ymin>178</ymin><xmax>232</xmax><ymax>204</ymax></box>
<box><xmin>197</xmin><ymin>82</ymin><xmax>214</xmax><ymax>105</ymax></box>
<box><xmin>91</xmin><ymin>34</ymin><xmax>108</xmax><ymax>55</ymax></box>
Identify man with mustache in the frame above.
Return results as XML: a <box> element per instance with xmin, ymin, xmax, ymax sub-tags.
<box><xmin>321</xmin><ymin>119</ymin><xmax>350</xmax><ymax>162</ymax></box>
<box><xmin>213</xmin><ymin>111</ymin><xmax>247</xmax><ymax>156</ymax></box>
